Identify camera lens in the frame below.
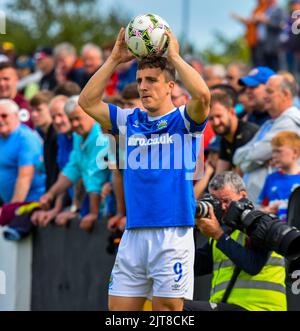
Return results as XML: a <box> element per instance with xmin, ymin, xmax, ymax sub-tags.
<box><xmin>195</xmin><ymin>201</ymin><xmax>211</xmax><ymax>218</ymax></box>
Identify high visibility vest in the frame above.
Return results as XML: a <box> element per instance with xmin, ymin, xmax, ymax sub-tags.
<box><xmin>210</xmin><ymin>230</ymin><xmax>287</xmax><ymax>311</ymax></box>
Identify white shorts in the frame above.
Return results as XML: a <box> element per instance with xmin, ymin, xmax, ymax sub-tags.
<box><xmin>108</xmin><ymin>227</ymin><xmax>195</xmax><ymax>300</ymax></box>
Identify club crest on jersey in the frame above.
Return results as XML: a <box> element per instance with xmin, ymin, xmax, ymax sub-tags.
<box><xmin>157</xmin><ymin>120</ymin><xmax>168</xmax><ymax>130</ymax></box>
<box><xmin>133</xmin><ymin>120</ymin><xmax>140</xmax><ymax>128</ymax></box>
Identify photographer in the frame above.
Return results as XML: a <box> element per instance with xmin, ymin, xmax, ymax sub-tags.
<box><xmin>184</xmin><ymin>172</ymin><xmax>287</xmax><ymax>311</ymax></box>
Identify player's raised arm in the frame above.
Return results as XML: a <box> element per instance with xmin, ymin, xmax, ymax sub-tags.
<box><xmin>78</xmin><ymin>28</ymin><xmax>134</xmax><ymax>129</ymax></box>
<box><xmin>165</xmin><ymin>31</ymin><xmax>210</xmax><ymax>125</ymax></box>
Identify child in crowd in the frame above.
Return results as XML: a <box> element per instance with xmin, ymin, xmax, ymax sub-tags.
<box><xmin>258</xmin><ymin>131</ymin><xmax>300</xmax><ymax>222</ymax></box>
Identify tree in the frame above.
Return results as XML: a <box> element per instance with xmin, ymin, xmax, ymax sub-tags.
<box><xmin>2</xmin><ymin>0</ymin><xmax>129</xmax><ymax>54</ymax></box>
<box><xmin>200</xmin><ymin>31</ymin><xmax>250</xmax><ymax>66</ymax></box>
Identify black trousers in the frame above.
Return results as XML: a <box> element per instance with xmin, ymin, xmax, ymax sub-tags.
<box><xmin>184</xmin><ymin>300</ymin><xmax>247</xmax><ymax>311</ymax></box>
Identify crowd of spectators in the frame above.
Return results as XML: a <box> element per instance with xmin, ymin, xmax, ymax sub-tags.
<box><xmin>232</xmin><ymin>0</ymin><xmax>300</xmax><ymax>75</ymax></box>
<box><xmin>0</xmin><ymin>40</ymin><xmax>138</xmax><ymax>235</ymax></box>
<box><xmin>0</xmin><ymin>0</ymin><xmax>299</xmax><ymax>246</ymax></box>
<box><xmin>0</xmin><ymin>2</ymin><xmax>299</xmax><ymax>313</ymax></box>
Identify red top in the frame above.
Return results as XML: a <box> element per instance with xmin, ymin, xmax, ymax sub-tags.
<box><xmin>203</xmin><ymin>121</ymin><xmax>215</xmax><ymax>149</ymax></box>
<box><xmin>13</xmin><ymin>93</ymin><xmax>34</xmax><ymax>129</ymax></box>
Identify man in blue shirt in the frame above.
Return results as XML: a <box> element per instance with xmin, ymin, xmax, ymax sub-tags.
<box><xmin>31</xmin><ymin>95</ymin><xmax>74</xmax><ymax>228</ymax></box>
<box><xmin>40</xmin><ymin>96</ymin><xmax>110</xmax><ymax>232</ymax></box>
<box><xmin>0</xmin><ymin>99</ymin><xmax>45</xmax><ymax>203</ymax></box>
<box><xmin>79</xmin><ymin>28</ymin><xmax>210</xmax><ymax>311</ymax></box>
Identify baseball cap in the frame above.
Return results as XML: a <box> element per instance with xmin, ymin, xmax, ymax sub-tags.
<box><xmin>34</xmin><ymin>46</ymin><xmax>53</xmax><ymax>61</ymax></box>
<box><xmin>238</xmin><ymin>66</ymin><xmax>275</xmax><ymax>87</ymax></box>
<box><xmin>16</xmin><ymin>55</ymin><xmax>35</xmax><ymax>70</ymax></box>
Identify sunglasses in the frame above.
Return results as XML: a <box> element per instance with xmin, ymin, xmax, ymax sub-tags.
<box><xmin>225</xmin><ymin>75</ymin><xmax>235</xmax><ymax>81</ymax></box>
<box><xmin>246</xmin><ymin>85</ymin><xmax>261</xmax><ymax>90</ymax></box>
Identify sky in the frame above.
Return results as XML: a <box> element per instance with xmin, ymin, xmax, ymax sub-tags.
<box><xmin>0</xmin><ymin>0</ymin><xmax>287</xmax><ymax>50</ymax></box>
<box><xmin>101</xmin><ymin>0</ymin><xmax>254</xmax><ymax>49</ymax></box>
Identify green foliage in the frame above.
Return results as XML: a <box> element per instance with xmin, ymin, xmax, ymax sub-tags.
<box><xmin>1</xmin><ymin>0</ymin><xmax>129</xmax><ymax>54</ymax></box>
<box><xmin>200</xmin><ymin>31</ymin><xmax>250</xmax><ymax>65</ymax></box>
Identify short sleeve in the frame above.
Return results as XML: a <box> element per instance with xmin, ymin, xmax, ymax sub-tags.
<box><xmin>179</xmin><ymin>105</ymin><xmax>207</xmax><ymax>135</ymax></box>
<box><xmin>18</xmin><ymin>132</ymin><xmax>42</xmax><ymax>167</ymax></box>
<box><xmin>62</xmin><ymin>144</ymin><xmax>81</xmax><ymax>185</ymax></box>
<box><xmin>108</xmin><ymin>104</ymin><xmax>135</xmax><ymax>135</ymax></box>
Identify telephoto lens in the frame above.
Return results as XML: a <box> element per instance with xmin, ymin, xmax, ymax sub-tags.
<box><xmin>195</xmin><ymin>201</ymin><xmax>211</xmax><ymax>218</ymax></box>
<box><xmin>223</xmin><ymin>198</ymin><xmax>300</xmax><ymax>261</ymax></box>
<box><xmin>195</xmin><ymin>194</ymin><xmax>222</xmax><ymax>220</ymax></box>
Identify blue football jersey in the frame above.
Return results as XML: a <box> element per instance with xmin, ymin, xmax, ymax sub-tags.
<box><xmin>258</xmin><ymin>171</ymin><xmax>300</xmax><ymax>222</ymax></box>
<box><xmin>109</xmin><ymin>104</ymin><xmax>207</xmax><ymax>229</ymax></box>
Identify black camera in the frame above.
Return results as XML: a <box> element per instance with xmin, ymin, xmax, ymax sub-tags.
<box><xmin>195</xmin><ymin>196</ymin><xmax>300</xmax><ymax>260</ymax></box>
<box><xmin>195</xmin><ymin>194</ymin><xmax>223</xmax><ymax>221</ymax></box>
<box><xmin>223</xmin><ymin>198</ymin><xmax>300</xmax><ymax>261</ymax></box>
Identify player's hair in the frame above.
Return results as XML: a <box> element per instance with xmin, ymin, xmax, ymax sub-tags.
<box><xmin>209</xmin><ymin>171</ymin><xmax>246</xmax><ymax>194</ymax></box>
<box><xmin>121</xmin><ymin>83</ymin><xmax>139</xmax><ymax>100</ymax></box>
<box><xmin>30</xmin><ymin>91</ymin><xmax>54</xmax><ymax>107</ymax></box>
<box><xmin>271</xmin><ymin>131</ymin><xmax>300</xmax><ymax>153</ymax></box>
<box><xmin>210</xmin><ymin>91</ymin><xmax>234</xmax><ymax>110</ymax></box>
<box><xmin>137</xmin><ymin>56</ymin><xmax>176</xmax><ymax>82</ymax></box>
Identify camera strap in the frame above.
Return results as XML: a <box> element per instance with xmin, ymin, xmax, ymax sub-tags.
<box><xmin>220</xmin><ymin>266</ymin><xmax>241</xmax><ymax>303</ymax></box>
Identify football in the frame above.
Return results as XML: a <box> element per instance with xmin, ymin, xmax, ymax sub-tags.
<box><xmin>125</xmin><ymin>13</ymin><xmax>170</xmax><ymax>59</ymax></box>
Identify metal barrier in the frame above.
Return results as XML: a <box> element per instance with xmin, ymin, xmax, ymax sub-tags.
<box><xmin>30</xmin><ymin>219</ymin><xmax>300</xmax><ymax>310</ymax></box>
<box><xmin>31</xmin><ymin>218</ymin><xmax>115</xmax><ymax>311</ymax></box>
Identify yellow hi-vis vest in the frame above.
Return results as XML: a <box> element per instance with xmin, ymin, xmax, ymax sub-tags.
<box><xmin>209</xmin><ymin>230</ymin><xmax>287</xmax><ymax>311</ymax></box>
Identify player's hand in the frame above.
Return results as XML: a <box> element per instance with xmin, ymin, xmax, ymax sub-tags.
<box><xmin>80</xmin><ymin>213</ymin><xmax>97</xmax><ymax>232</ymax></box>
<box><xmin>195</xmin><ymin>206</ymin><xmax>224</xmax><ymax>240</ymax></box>
<box><xmin>164</xmin><ymin>30</ymin><xmax>180</xmax><ymax>61</ymax></box>
<box><xmin>110</xmin><ymin>27</ymin><xmax>135</xmax><ymax>64</ymax></box>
